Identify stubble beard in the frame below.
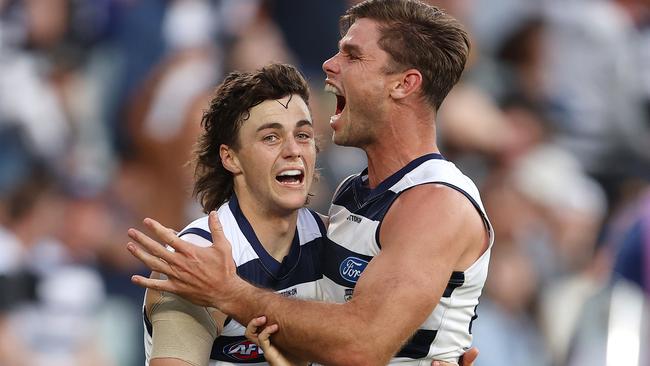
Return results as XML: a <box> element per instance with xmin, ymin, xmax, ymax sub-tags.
<box><xmin>334</xmin><ymin>119</ymin><xmax>374</xmax><ymax>148</ymax></box>
<box><xmin>333</xmin><ymin>101</ymin><xmax>379</xmax><ymax>149</ymax></box>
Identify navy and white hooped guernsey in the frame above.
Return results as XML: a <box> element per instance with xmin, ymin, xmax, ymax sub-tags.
<box><xmin>320</xmin><ymin>153</ymin><xmax>494</xmax><ymax>364</ymax></box>
<box><xmin>144</xmin><ymin>194</ymin><xmax>326</xmax><ymax>365</ymax></box>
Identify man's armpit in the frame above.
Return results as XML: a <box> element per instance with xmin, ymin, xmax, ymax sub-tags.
<box><xmin>150</xmin><ymin>292</ymin><xmax>220</xmax><ymax>366</ymax></box>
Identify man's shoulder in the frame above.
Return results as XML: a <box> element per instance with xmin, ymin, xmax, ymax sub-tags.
<box><xmin>398</xmin><ymin>158</ymin><xmax>485</xmax><ymax>211</ymax></box>
<box><xmin>380</xmin><ymin>183</ymin><xmax>488</xmax><ymax>266</ymax></box>
<box><xmin>394</xmin><ymin>183</ymin><xmax>472</xmax><ymax>213</ymax></box>
<box><xmin>394</xmin><ymin>158</ymin><xmax>468</xmax><ymax>189</ymax></box>
<box><xmin>177</xmin><ymin>214</ymin><xmax>218</xmax><ymax>248</ymax></box>
<box><xmin>181</xmin><ymin>215</ymin><xmax>209</xmax><ymax>232</ymax></box>
<box><xmin>384</xmin><ymin>183</ymin><xmax>484</xmax><ymax>240</ymax></box>
<box><xmin>296</xmin><ymin>207</ymin><xmax>328</xmax><ymax>239</ymax></box>
<box><xmin>178</xmin><ymin>204</ymin><xmax>236</xmax><ymax>245</ymax></box>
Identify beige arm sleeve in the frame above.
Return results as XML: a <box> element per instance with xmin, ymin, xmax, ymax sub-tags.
<box><xmin>147</xmin><ymin>289</ymin><xmax>222</xmax><ymax>366</ymax></box>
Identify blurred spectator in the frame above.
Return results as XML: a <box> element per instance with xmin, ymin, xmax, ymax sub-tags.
<box><xmin>564</xmin><ymin>278</ymin><xmax>650</xmax><ymax>366</ymax></box>
<box><xmin>474</xmin><ymin>142</ymin><xmax>607</xmax><ymax>366</ymax></box>
<box><xmin>0</xmin><ymin>124</ymin><xmax>114</xmax><ymax>366</ymax></box>
<box><xmin>109</xmin><ymin>0</ymin><xmax>167</xmax><ymax>155</ymax></box>
<box><xmin>222</xmin><ymin>0</ymin><xmax>295</xmax><ymax>72</ymax></box>
<box><xmin>543</xmin><ymin>0</ymin><xmax>650</xmax><ymax>206</ymax></box>
<box><xmin>606</xmin><ymin>185</ymin><xmax>650</xmax><ymax>297</ymax></box>
<box><xmin>495</xmin><ymin>16</ymin><xmax>546</xmax><ymax>106</ymax></box>
<box><xmin>0</xmin><ymin>124</ymin><xmax>46</xmax><ymax>366</ymax></box>
<box><xmin>270</xmin><ymin>0</ymin><xmax>346</xmax><ymax>78</ymax></box>
<box><xmin>510</xmin><ymin>144</ymin><xmax>607</xmax><ymax>277</ymax></box>
<box><xmin>124</xmin><ymin>0</ymin><xmax>220</xmax><ymax>230</ymax></box>
<box><xmin>0</xmin><ymin>123</ymin><xmax>60</xmax><ymax>285</ymax></box>
<box><xmin>613</xmin><ymin>193</ymin><xmax>650</xmax><ymax>297</ymax></box>
<box><xmin>472</xmin><ymin>245</ymin><xmax>550</xmax><ymax>366</ymax></box>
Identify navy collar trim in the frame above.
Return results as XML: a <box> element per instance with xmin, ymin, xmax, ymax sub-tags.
<box><xmin>358</xmin><ymin>153</ymin><xmax>445</xmax><ymax>202</ymax></box>
<box><xmin>228</xmin><ymin>194</ymin><xmax>301</xmax><ymax>279</ymax></box>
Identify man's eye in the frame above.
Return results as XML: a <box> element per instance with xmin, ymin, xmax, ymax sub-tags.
<box><xmin>297</xmin><ymin>132</ymin><xmax>312</xmax><ymax>140</ymax></box>
<box><xmin>263</xmin><ymin>135</ymin><xmax>279</xmax><ymax>143</ymax></box>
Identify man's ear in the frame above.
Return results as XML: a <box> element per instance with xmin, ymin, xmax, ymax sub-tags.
<box><xmin>389</xmin><ymin>69</ymin><xmax>422</xmax><ymax>100</ymax></box>
<box><xmin>220</xmin><ymin>144</ymin><xmax>242</xmax><ymax>174</ymax></box>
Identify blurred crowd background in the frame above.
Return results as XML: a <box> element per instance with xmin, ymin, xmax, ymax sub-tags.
<box><xmin>0</xmin><ymin>0</ymin><xmax>649</xmax><ymax>365</ymax></box>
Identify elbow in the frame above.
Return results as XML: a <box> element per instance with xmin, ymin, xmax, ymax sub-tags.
<box><xmin>327</xmin><ymin>354</ymin><xmax>383</xmax><ymax>366</ymax></box>
<box><xmin>325</xmin><ymin>307</ymin><xmax>395</xmax><ymax>366</ymax></box>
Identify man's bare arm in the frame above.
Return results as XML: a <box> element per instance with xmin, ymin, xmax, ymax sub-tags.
<box><xmin>244</xmin><ymin>317</ymin><xmax>479</xmax><ymax>366</ymax></box>
<box><xmin>151</xmin><ymin>359</ymin><xmax>193</xmax><ymax>366</ymax></box>
<box><xmin>146</xmin><ymin>272</ymin><xmax>226</xmax><ymax>366</ymax></box>
<box><xmin>128</xmin><ymin>185</ymin><xmax>486</xmax><ymax>365</ymax></box>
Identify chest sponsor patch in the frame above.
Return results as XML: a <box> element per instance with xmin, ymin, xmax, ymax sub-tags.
<box><xmin>339</xmin><ymin>256</ymin><xmax>369</xmax><ymax>283</ymax></box>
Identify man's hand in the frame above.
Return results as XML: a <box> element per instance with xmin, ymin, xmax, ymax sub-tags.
<box><xmin>431</xmin><ymin>347</ymin><xmax>478</xmax><ymax>366</ymax></box>
<box><xmin>127</xmin><ymin>212</ymin><xmax>245</xmax><ymax>309</ymax></box>
<box><xmin>459</xmin><ymin>347</ymin><xmax>479</xmax><ymax>366</ymax></box>
<box><xmin>245</xmin><ymin>313</ymin><xmax>478</xmax><ymax>366</ymax></box>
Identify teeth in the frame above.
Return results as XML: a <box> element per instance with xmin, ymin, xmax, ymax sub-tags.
<box><xmin>278</xmin><ymin>170</ymin><xmax>302</xmax><ymax>177</ymax></box>
<box><xmin>324</xmin><ymin>84</ymin><xmax>341</xmax><ymax>96</ymax></box>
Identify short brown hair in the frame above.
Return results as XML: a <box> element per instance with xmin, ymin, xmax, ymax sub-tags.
<box><xmin>193</xmin><ymin>63</ymin><xmax>310</xmax><ymax>213</ymax></box>
<box><xmin>340</xmin><ymin>0</ymin><xmax>470</xmax><ymax>109</ymax></box>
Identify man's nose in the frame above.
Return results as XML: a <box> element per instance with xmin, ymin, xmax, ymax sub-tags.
<box><xmin>322</xmin><ymin>53</ymin><xmax>340</xmax><ymax>75</ymax></box>
<box><xmin>282</xmin><ymin>136</ymin><xmax>302</xmax><ymax>158</ymax></box>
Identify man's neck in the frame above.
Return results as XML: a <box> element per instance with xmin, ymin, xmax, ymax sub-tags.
<box><xmin>364</xmin><ymin>109</ymin><xmax>439</xmax><ymax>188</ymax></box>
<box><xmin>235</xmin><ymin>192</ymin><xmax>298</xmax><ymax>262</ymax></box>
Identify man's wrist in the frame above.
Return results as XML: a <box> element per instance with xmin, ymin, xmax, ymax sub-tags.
<box><xmin>216</xmin><ymin>276</ymin><xmax>255</xmax><ymax>316</ymax></box>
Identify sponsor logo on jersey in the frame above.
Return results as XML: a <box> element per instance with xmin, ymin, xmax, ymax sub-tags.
<box><xmin>346</xmin><ymin>214</ymin><xmax>362</xmax><ymax>223</ymax></box>
<box><xmin>339</xmin><ymin>256</ymin><xmax>368</xmax><ymax>283</ymax></box>
<box><xmin>224</xmin><ymin>340</ymin><xmax>264</xmax><ymax>361</ymax></box>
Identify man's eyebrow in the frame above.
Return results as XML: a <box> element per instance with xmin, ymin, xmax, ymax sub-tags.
<box><xmin>256</xmin><ymin>122</ymin><xmax>284</xmax><ymax>132</ymax></box>
<box><xmin>340</xmin><ymin>42</ymin><xmax>362</xmax><ymax>55</ymax></box>
<box><xmin>256</xmin><ymin>120</ymin><xmax>312</xmax><ymax>132</ymax></box>
<box><xmin>296</xmin><ymin>119</ymin><xmax>313</xmax><ymax>128</ymax></box>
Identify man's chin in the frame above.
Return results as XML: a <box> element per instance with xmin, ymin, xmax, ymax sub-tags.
<box><xmin>274</xmin><ymin>195</ymin><xmax>309</xmax><ymax>212</ymax></box>
<box><xmin>333</xmin><ymin>133</ymin><xmax>366</xmax><ymax>149</ymax></box>
<box><xmin>332</xmin><ymin>132</ymin><xmax>351</xmax><ymax>147</ymax></box>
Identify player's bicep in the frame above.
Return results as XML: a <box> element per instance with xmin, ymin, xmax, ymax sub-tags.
<box><xmin>149</xmin><ymin>291</ymin><xmax>223</xmax><ymax>366</ymax></box>
<box><xmin>350</xmin><ymin>244</ymin><xmax>450</xmax><ymax>341</ymax></box>
<box><xmin>150</xmin><ymin>357</ymin><xmax>196</xmax><ymax>366</ymax></box>
<box><xmin>375</xmin><ymin>185</ymin><xmax>482</xmax><ymax>289</ymax></box>
<box><xmin>351</xmin><ymin>186</ymin><xmax>475</xmax><ymax>343</ymax></box>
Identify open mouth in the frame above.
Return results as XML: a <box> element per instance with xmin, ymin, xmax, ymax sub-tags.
<box><xmin>325</xmin><ymin>84</ymin><xmax>346</xmax><ymax>115</ymax></box>
<box><xmin>275</xmin><ymin>169</ymin><xmax>305</xmax><ymax>185</ymax></box>
<box><xmin>335</xmin><ymin>95</ymin><xmax>346</xmax><ymax>115</ymax></box>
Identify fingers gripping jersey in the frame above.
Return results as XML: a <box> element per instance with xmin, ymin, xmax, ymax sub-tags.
<box><xmin>143</xmin><ymin>195</ymin><xmax>326</xmax><ymax>365</ymax></box>
<box><xmin>320</xmin><ymin>153</ymin><xmax>495</xmax><ymax>365</ymax></box>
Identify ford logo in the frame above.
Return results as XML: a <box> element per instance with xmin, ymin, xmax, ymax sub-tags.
<box><xmin>339</xmin><ymin>257</ymin><xmax>369</xmax><ymax>283</ymax></box>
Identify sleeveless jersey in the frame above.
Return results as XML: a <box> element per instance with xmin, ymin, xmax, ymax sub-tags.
<box><xmin>144</xmin><ymin>194</ymin><xmax>326</xmax><ymax>365</ymax></box>
<box><xmin>320</xmin><ymin>153</ymin><xmax>494</xmax><ymax>364</ymax></box>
